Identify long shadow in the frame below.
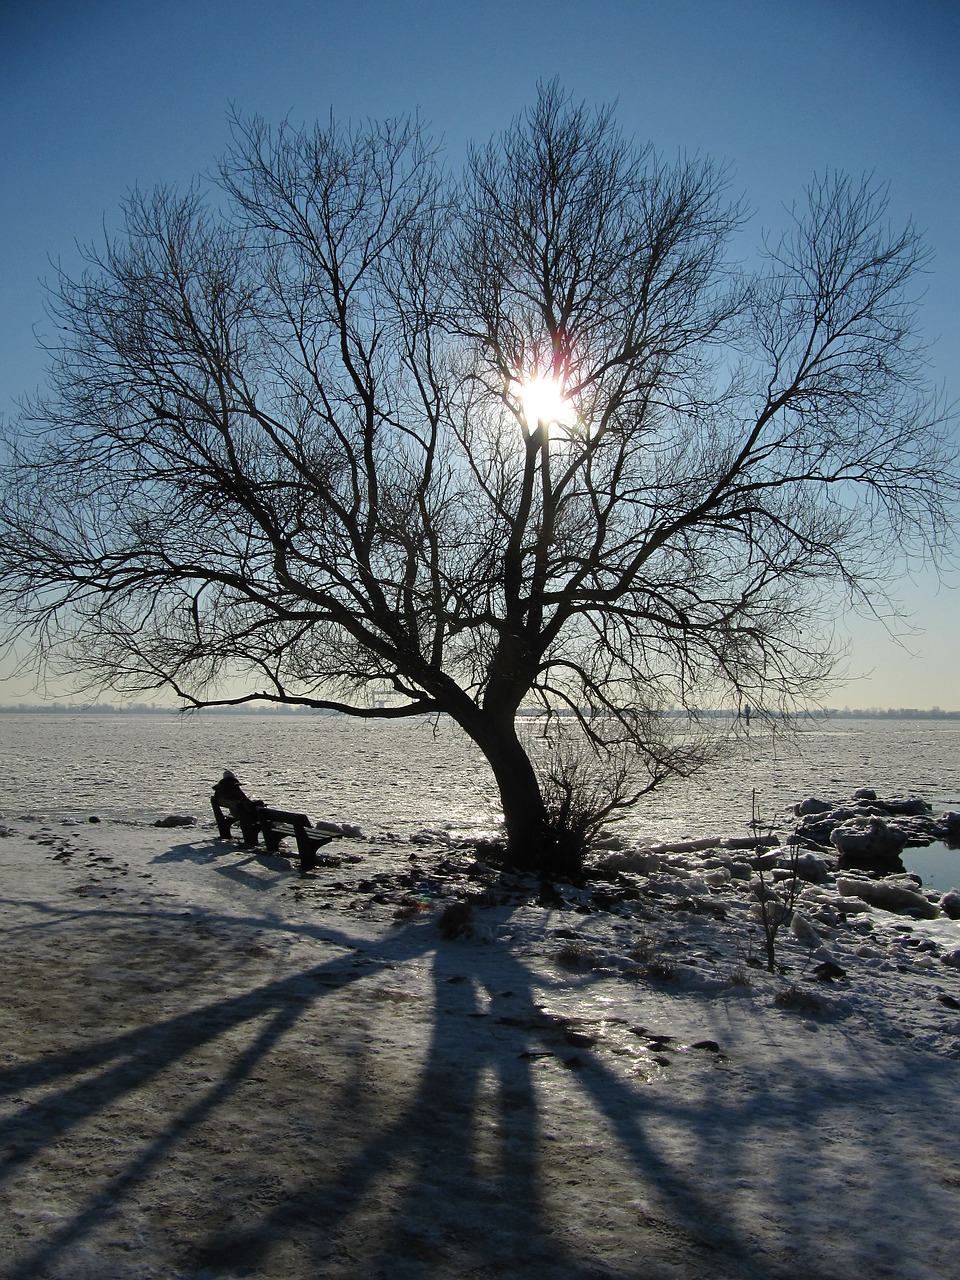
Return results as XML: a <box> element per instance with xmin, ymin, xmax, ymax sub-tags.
<box><xmin>4</xmin><ymin>881</ymin><xmax>957</xmax><ymax>1279</ymax></box>
<box><xmin>182</xmin><ymin>940</ymin><xmax>960</xmax><ymax>1278</ymax></box>
<box><xmin>0</xmin><ymin>887</ymin><xmax>756</xmax><ymax>1280</ymax></box>
<box><xmin>177</xmin><ymin>940</ymin><xmax>770</xmax><ymax>1279</ymax></box>
<box><xmin>0</xmin><ymin>931</ymin><xmax>392</xmax><ymax>1279</ymax></box>
<box><xmin>192</xmin><ymin>948</ymin><xmax>570</xmax><ymax>1277</ymax></box>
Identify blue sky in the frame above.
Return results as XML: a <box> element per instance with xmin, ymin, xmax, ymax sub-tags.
<box><xmin>1</xmin><ymin>0</ymin><xmax>957</xmax><ymax>707</ymax></box>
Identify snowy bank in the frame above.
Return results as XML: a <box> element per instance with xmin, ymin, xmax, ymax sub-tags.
<box><xmin>1</xmin><ymin>804</ymin><xmax>960</xmax><ymax>1280</ymax></box>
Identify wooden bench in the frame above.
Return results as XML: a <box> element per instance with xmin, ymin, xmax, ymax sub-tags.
<box><xmin>210</xmin><ymin>797</ymin><xmax>340</xmax><ymax>873</ymax></box>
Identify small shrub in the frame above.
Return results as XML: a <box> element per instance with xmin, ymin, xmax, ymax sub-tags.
<box><xmin>627</xmin><ymin>930</ymin><xmax>660</xmax><ymax>963</ymax></box>
<box><xmin>728</xmin><ymin>960</ymin><xmax>753</xmax><ymax>989</ymax></box>
<box><xmin>774</xmin><ymin>984</ymin><xmax>824</xmax><ymax>1014</ymax></box>
<box><xmin>747</xmin><ymin>791</ymin><xmax>805</xmax><ymax>971</ymax></box>
<box><xmin>554</xmin><ymin>941</ymin><xmax>601</xmax><ymax>969</ymax></box>
<box><xmin>437</xmin><ymin>901</ymin><xmax>474</xmax><ymax>939</ymax></box>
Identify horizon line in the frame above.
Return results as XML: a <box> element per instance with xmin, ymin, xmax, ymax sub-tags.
<box><xmin>1</xmin><ymin>703</ymin><xmax>958</xmax><ymax>718</ymax></box>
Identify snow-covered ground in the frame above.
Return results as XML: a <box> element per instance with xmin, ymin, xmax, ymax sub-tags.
<box><xmin>2</xmin><ymin>806</ymin><xmax>960</xmax><ymax>1280</ymax></box>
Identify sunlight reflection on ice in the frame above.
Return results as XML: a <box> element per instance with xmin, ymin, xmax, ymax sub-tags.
<box><xmin>0</xmin><ymin>713</ymin><xmax>958</xmax><ymax>869</ymax></box>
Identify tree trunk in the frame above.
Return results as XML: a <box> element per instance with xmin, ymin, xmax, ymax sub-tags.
<box><xmin>459</xmin><ymin>712</ymin><xmax>583</xmax><ymax>878</ymax></box>
<box><xmin>456</xmin><ymin>712</ymin><xmax>545</xmax><ymax>867</ymax></box>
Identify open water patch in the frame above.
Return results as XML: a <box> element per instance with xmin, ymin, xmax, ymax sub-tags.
<box><xmin>902</xmin><ymin>840</ymin><xmax>960</xmax><ymax>894</ymax></box>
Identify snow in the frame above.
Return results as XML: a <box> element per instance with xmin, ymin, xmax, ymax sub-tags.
<box><xmin>2</xmin><ymin>811</ymin><xmax>960</xmax><ymax>1279</ymax></box>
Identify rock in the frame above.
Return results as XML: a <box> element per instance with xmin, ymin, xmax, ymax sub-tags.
<box><xmin>654</xmin><ymin>836</ymin><xmax>724</xmax><ymax>854</ymax></box>
<box><xmin>813</xmin><ymin>960</ymin><xmax>847</xmax><ymax>981</ymax></box>
<box><xmin>594</xmin><ymin>849</ymin><xmax>662</xmax><ymax>874</ymax></box>
<box><xmin>681</xmin><ymin>876</ymin><xmax>711</xmax><ymax>896</ymax></box>
<box><xmin>876</xmin><ymin>796</ymin><xmax>931</xmax><ymax>817</ymax></box>
<box><xmin>834</xmin><ymin>895</ymin><xmax>874</xmax><ymax>915</ymax></box>
<box><xmin>836</xmin><ymin>875</ymin><xmax>940</xmax><ymax>918</ymax></box>
<box><xmin>154</xmin><ymin>814</ymin><xmax>196</xmax><ymax>828</ymax></box>
<box><xmin>727</xmin><ymin>861</ymin><xmax>753</xmax><ymax>881</ymax></box>
<box><xmin>654</xmin><ymin>876</ymin><xmax>699</xmax><ymax>897</ymax></box>
<box><xmin>794</xmin><ymin>808</ymin><xmax>857</xmax><ymax>845</ymax></box>
<box><xmin>800</xmin><ymin>884</ymin><xmax>873</xmax><ymax>916</ymax></box>
<box><xmin>939</xmin><ymin>890</ymin><xmax>960</xmax><ymax>920</ymax></box>
<box><xmin>314</xmin><ymin>820</ymin><xmax>363</xmax><ymax>838</ymax></box>
<box><xmin>795</xmin><ymin>797</ymin><xmax>833</xmax><ymax>816</ymax></box>
<box><xmin>797</xmin><ymin>884</ymin><xmax>833</xmax><ymax>905</ymax></box>
<box><xmin>793</xmin><ymin>798</ymin><xmax>933</xmax><ymax>855</ymax></box>
<box><xmin>831</xmin><ymin>816</ymin><xmax>908</xmax><ymax>872</ymax></box>
<box><xmin>941</xmin><ymin>949</ymin><xmax>960</xmax><ymax>970</ymax></box>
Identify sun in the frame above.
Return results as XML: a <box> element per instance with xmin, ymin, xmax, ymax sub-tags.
<box><xmin>512</xmin><ymin>372</ymin><xmax>577</xmax><ymax>431</ymax></box>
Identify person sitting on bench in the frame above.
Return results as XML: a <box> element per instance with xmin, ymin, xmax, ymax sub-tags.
<box><xmin>211</xmin><ymin>770</ymin><xmax>264</xmax><ymax>845</ymax></box>
<box><xmin>211</xmin><ymin>772</ymin><xmax>340</xmax><ymax>873</ymax></box>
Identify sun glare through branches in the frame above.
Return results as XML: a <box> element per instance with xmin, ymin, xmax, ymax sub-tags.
<box><xmin>512</xmin><ymin>372</ymin><xmax>578</xmax><ymax>434</ymax></box>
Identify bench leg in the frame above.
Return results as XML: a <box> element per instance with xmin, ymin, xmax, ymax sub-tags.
<box><xmin>262</xmin><ymin>826</ymin><xmax>283</xmax><ymax>853</ymax></box>
<box><xmin>294</xmin><ymin>828</ymin><xmax>335</xmax><ymax>874</ymax></box>
<box><xmin>238</xmin><ymin>817</ymin><xmax>260</xmax><ymax>848</ymax></box>
<box><xmin>292</xmin><ymin>827</ymin><xmax>316</xmax><ymax>873</ymax></box>
<box><xmin>211</xmin><ymin>799</ymin><xmax>233</xmax><ymax>839</ymax></box>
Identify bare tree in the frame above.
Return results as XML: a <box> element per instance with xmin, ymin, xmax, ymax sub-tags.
<box><xmin>0</xmin><ymin>83</ymin><xmax>953</xmax><ymax>873</ymax></box>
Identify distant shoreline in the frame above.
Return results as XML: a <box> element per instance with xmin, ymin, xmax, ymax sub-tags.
<box><xmin>1</xmin><ymin>704</ymin><xmax>958</xmax><ymax>719</ymax></box>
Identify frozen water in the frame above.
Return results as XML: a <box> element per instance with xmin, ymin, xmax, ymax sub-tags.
<box><xmin>1</xmin><ymin>710</ymin><xmax>958</xmax><ymax>883</ymax></box>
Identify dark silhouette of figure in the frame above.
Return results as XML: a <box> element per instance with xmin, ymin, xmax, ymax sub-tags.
<box><xmin>213</xmin><ymin>769</ymin><xmax>251</xmax><ymax>810</ymax></box>
<box><xmin>211</xmin><ymin>770</ymin><xmax>264</xmax><ymax>845</ymax></box>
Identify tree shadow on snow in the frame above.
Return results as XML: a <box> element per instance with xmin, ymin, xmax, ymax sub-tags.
<box><xmin>1</xmin><ymin>877</ymin><xmax>957</xmax><ymax>1280</ymax></box>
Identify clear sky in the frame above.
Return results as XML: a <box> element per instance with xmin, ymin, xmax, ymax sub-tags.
<box><xmin>1</xmin><ymin>0</ymin><xmax>957</xmax><ymax>708</ymax></box>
